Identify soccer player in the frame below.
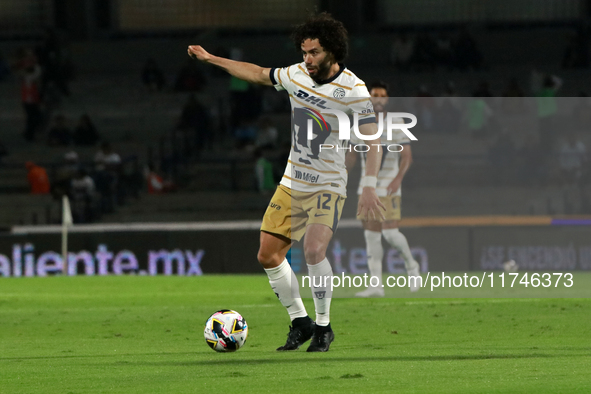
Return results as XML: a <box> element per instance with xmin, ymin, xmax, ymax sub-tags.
<box><xmin>188</xmin><ymin>13</ymin><xmax>384</xmax><ymax>352</ymax></box>
<box><xmin>345</xmin><ymin>81</ymin><xmax>421</xmax><ymax>297</ymax></box>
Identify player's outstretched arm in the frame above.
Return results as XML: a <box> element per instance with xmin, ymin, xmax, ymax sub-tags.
<box><xmin>187</xmin><ymin>45</ymin><xmax>273</xmax><ymax>86</ymax></box>
<box><xmin>357</xmin><ymin>122</ymin><xmax>386</xmax><ymax>220</ymax></box>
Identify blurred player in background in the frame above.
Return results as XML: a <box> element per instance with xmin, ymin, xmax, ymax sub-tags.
<box><xmin>188</xmin><ymin>13</ymin><xmax>384</xmax><ymax>352</ymax></box>
<box><xmin>345</xmin><ymin>81</ymin><xmax>420</xmax><ymax>296</ymax></box>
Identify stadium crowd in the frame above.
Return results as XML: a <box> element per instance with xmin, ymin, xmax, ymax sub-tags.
<box><xmin>1</xmin><ymin>25</ymin><xmax>590</xmax><ymax>225</ymax></box>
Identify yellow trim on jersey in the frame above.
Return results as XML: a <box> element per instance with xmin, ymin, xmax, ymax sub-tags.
<box><xmin>343</xmin><ymin>70</ymin><xmax>353</xmax><ymax>77</ymax></box>
<box><xmin>348</xmin><ymin>97</ymin><xmax>373</xmax><ymax>105</ymax></box>
<box><xmin>287</xmin><ymin>66</ymin><xmax>291</xmax><ymax>81</ymax></box>
<box><xmin>329</xmin><ymin>82</ymin><xmax>352</xmax><ymax>90</ymax></box>
<box><xmin>282</xmin><ymin>175</ymin><xmax>335</xmax><ymax>187</ymax></box>
<box><xmin>277</xmin><ymin>69</ymin><xmax>283</xmax><ymax>86</ymax></box>
<box><xmin>288</xmin><ymin>160</ymin><xmax>340</xmax><ymax>174</ymax></box>
<box><xmin>297</xmin><ymin>64</ymin><xmax>313</xmax><ymax>80</ymax></box>
<box><xmin>354</xmin><ymin>83</ymin><xmax>366</xmax><ymax>87</ymax></box>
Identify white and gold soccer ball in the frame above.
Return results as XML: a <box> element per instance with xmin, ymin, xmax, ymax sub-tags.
<box><xmin>204</xmin><ymin>310</ymin><xmax>248</xmax><ymax>352</ymax></box>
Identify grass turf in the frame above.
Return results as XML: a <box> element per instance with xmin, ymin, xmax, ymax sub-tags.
<box><xmin>1</xmin><ymin>275</ymin><xmax>590</xmax><ymax>393</ymax></box>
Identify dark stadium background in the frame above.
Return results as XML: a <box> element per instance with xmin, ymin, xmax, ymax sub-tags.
<box><xmin>0</xmin><ymin>0</ymin><xmax>590</xmax><ymax>276</ymax></box>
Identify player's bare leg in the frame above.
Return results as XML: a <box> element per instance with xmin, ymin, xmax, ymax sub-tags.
<box><xmin>356</xmin><ymin>220</ymin><xmax>385</xmax><ymax>297</ymax></box>
<box><xmin>303</xmin><ymin>223</ymin><xmax>335</xmax><ymax>352</ymax></box>
<box><xmin>381</xmin><ymin>220</ymin><xmax>421</xmax><ymax>292</ymax></box>
<box><xmin>258</xmin><ymin>231</ymin><xmax>313</xmax><ymax>350</ymax></box>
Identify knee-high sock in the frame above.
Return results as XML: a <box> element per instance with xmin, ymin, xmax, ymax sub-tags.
<box><xmin>364</xmin><ymin>230</ymin><xmax>383</xmax><ymax>286</ymax></box>
<box><xmin>307</xmin><ymin>258</ymin><xmax>333</xmax><ymax>326</ymax></box>
<box><xmin>264</xmin><ymin>258</ymin><xmax>307</xmax><ymax>321</ymax></box>
<box><xmin>382</xmin><ymin>228</ymin><xmax>416</xmax><ymax>271</ymax></box>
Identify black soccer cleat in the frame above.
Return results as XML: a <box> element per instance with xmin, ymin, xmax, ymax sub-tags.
<box><xmin>276</xmin><ymin>316</ymin><xmax>315</xmax><ymax>351</ymax></box>
<box><xmin>307</xmin><ymin>323</ymin><xmax>335</xmax><ymax>352</ymax></box>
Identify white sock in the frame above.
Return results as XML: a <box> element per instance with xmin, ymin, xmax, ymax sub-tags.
<box><xmin>264</xmin><ymin>258</ymin><xmax>307</xmax><ymax>321</ymax></box>
<box><xmin>307</xmin><ymin>258</ymin><xmax>333</xmax><ymax>326</ymax></box>
<box><xmin>364</xmin><ymin>230</ymin><xmax>383</xmax><ymax>287</ymax></box>
<box><xmin>382</xmin><ymin>228</ymin><xmax>417</xmax><ymax>271</ymax></box>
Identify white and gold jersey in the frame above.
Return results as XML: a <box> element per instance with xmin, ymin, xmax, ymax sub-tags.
<box><xmin>350</xmin><ymin>121</ymin><xmax>411</xmax><ymax>197</ymax></box>
<box><xmin>270</xmin><ymin>63</ymin><xmax>375</xmax><ymax>197</ymax></box>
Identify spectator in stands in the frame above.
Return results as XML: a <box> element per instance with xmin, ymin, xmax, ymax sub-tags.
<box><xmin>558</xmin><ymin>132</ymin><xmax>587</xmax><ymax>184</ymax></box>
<box><xmin>536</xmin><ymin>74</ymin><xmax>562</xmax><ymax>152</ymax></box>
<box><xmin>255</xmin><ymin>117</ymin><xmax>278</xmax><ymax>149</ymax></box>
<box><xmin>235</xmin><ymin>119</ymin><xmax>258</xmax><ymax>149</ymax></box>
<box><xmin>70</xmin><ymin>168</ymin><xmax>97</xmax><ymax>223</ymax></box>
<box><xmin>25</xmin><ymin>161</ymin><xmax>50</xmax><ymax>194</ymax></box>
<box><xmin>47</xmin><ymin>114</ymin><xmax>72</xmax><ymax>146</ymax></box>
<box><xmin>94</xmin><ymin>142</ymin><xmax>121</xmax><ymax>212</ymax></box>
<box><xmin>73</xmin><ymin>114</ymin><xmax>100</xmax><ymax>146</ymax></box>
<box><xmin>95</xmin><ymin>142</ymin><xmax>121</xmax><ymax>172</ymax></box>
<box><xmin>174</xmin><ymin>58</ymin><xmax>206</xmax><ymax>92</ymax></box>
<box><xmin>254</xmin><ymin>148</ymin><xmax>275</xmax><ymax>194</ymax></box>
<box><xmin>177</xmin><ymin>95</ymin><xmax>211</xmax><ymax>154</ymax></box>
<box><xmin>145</xmin><ymin>164</ymin><xmax>176</xmax><ymax>194</ymax></box>
<box><xmin>141</xmin><ymin>58</ymin><xmax>166</xmax><ymax>92</ymax></box>
<box><xmin>16</xmin><ymin>48</ymin><xmax>43</xmax><ymax>142</ymax></box>
<box><xmin>468</xmin><ymin>91</ymin><xmax>493</xmax><ymax>139</ymax></box>
<box><xmin>52</xmin><ymin>151</ymin><xmax>80</xmax><ymax>197</ymax></box>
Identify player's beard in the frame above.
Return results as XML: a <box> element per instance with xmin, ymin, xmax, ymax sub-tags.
<box><xmin>373</xmin><ymin>103</ymin><xmax>385</xmax><ymax>112</ymax></box>
<box><xmin>309</xmin><ymin>57</ymin><xmax>334</xmax><ymax>84</ymax></box>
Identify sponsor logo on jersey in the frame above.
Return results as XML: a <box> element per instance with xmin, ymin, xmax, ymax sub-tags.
<box><xmin>294</xmin><ymin>169</ymin><xmax>319</xmax><ymax>183</ymax></box>
<box><xmin>269</xmin><ymin>202</ymin><xmax>281</xmax><ymax>210</ymax></box>
<box><xmin>295</xmin><ymin>90</ymin><xmax>329</xmax><ymax>109</ymax></box>
<box><xmin>362</xmin><ymin>100</ymin><xmax>374</xmax><ymax>114</ymax></box>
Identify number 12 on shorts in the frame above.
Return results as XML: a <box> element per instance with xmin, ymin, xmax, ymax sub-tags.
<box><xmin>317</xmin><ymin>193</ymin><xmax>332</xmax><ymax>210</ymax></box>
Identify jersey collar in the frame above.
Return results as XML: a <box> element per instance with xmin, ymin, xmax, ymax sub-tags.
<box><xmin>314</xmin><ymin>63</ymin><xmax>346</xmax><ymax>85</ymax></box>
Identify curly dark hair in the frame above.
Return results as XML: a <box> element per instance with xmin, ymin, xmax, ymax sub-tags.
<box><xmin>291</xmin><ymin>12</ymin><xmax>349</xmax><ymax>63</ymax></box>
<box><xmin>369</xmin><ymin>81</ymin><xmax>390</xmax><ymax>93</ymax></box>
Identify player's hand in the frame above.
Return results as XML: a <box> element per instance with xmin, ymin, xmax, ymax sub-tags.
<box><xmin>187</xmin><ymin>45</ymin><xmax>212</xmax><ymax>62</ymax></box>
<box><xmin>357</xmin><ymin>187</ymin><xmax>386</xmax><ymax>221</ymax></box>
<box><xmin>386</xmin><ymin>178</ymin><xmax>402</xmax><ymax>195</ymax></box>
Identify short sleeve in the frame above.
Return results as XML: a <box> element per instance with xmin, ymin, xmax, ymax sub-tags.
<box><xmin>347</xmin><ymin>84</ymin><xmax>376</xmax><ymax>126</ymax></box>
<box><xmin>269</xmin><ymin>66</ymin><xmax>293</xmax><ymax>92</ymax></box>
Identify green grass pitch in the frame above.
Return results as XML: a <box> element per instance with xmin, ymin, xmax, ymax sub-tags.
<box><xmin>1</xmin><ymin>275</ymin><xmax>590</xmax><ymax>393</ymax></box>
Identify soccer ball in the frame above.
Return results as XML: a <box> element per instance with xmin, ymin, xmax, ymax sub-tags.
<box><xmin>204</xmin><ymin>310</ymin><xmax>248</xmax><ymax>352</ymax></box>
